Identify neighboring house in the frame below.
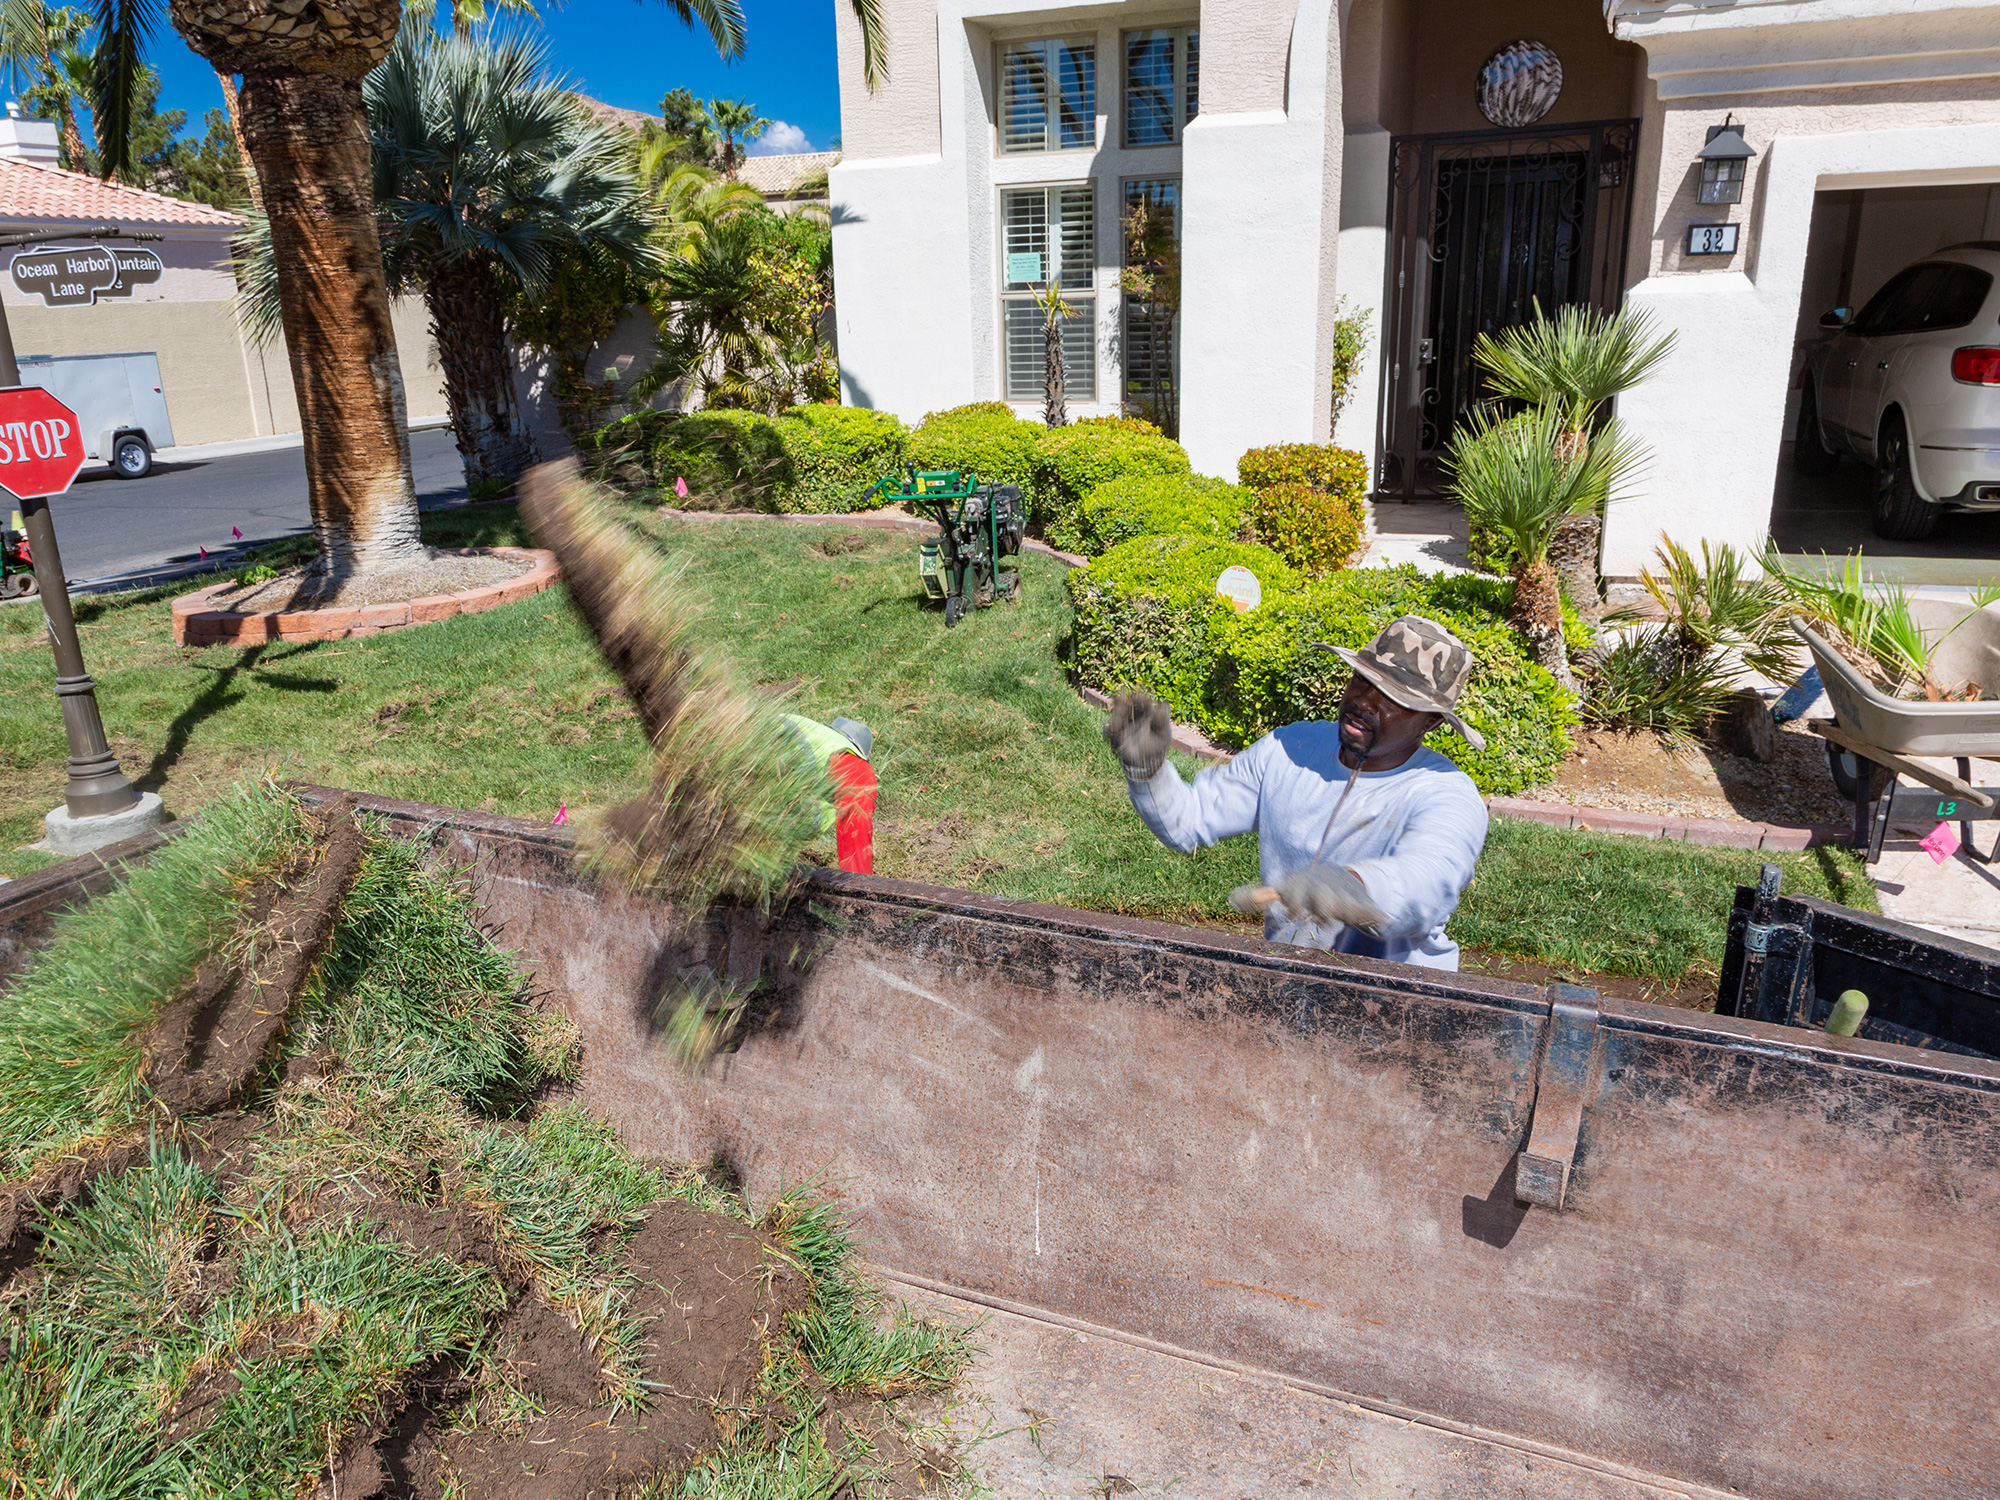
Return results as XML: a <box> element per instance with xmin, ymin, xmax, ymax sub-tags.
<box><xmin>830</xmin><ymin>0</ymin><xmax>2000</xmax><ymax>575</ymax></box>
<box><xmin>0</xmin><ymin>107</ymin><xmax>446</xmax><ymax>450</ymax></box>
<box><xmin>739</xmin><ymin>150</ymin><xmax>840</xmax><ymax>213</ymax></box>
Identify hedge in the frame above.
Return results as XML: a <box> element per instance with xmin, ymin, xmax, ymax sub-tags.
<box><xmin>600</xmin><ymin>408</ymin><xmax>791</xmax><ymax>509</ymax></box>
<box><xmin>595</xmin><ymin>405</ymin><xmax>910</xmax><ymax>512</ymax></box>
<box><xmin>777</xmin><ymin>404</ymin><xmax>907</xmax><ymax>513</ymax></box>
<box><xmin>1068</xmin><ymin>536</ymin><xmax>1297</xmax><ymax>723</ymax></box>
<box><xmin>1067</xmin><ymin>546</ymin><xmax>1579</xmax><ymax>796</ymax></box>
<box><xmin>1031</xmin><ymin>425</ymin><xmax>1191</xmax><ymax>539</ymax></box>
<box><xmin>907</xmin><ymin>407</ymin><xmax>1044</xmax><ymax>500</ymax></box>
<box><xmin>1237</xmin><ymin>442</ymin><xmax>1370</xmax><ymax>496</ymax></box>
<box><xmin>1056</xmin><ymin>473</ymin><xmax>1251</xmax><ymax>557</ymax></box>
<box><xmin>1245</xmin><ymin>482</ymin><xmax>1367</xmax><ymax>576</ymax></box>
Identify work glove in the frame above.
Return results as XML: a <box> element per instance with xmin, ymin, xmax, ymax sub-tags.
<box><xmin>1103</xmin><ymin>690</ymin><xmax>1172</xmax><ymax>781</ymax></box>
<box><xmin>1269</xmin><ymin>864</ymin><xmax>1388</xmax><ymax>933</ymax></box>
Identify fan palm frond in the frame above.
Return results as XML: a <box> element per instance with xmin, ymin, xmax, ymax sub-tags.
<box><xmin>1473</xmin><ymin>300</ymin><xmax>1677</xmax><ymax>431</ymax></box>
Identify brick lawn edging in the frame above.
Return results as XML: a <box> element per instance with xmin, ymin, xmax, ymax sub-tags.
<box><xmin>171</xmin><ymin>546</ymin><xmax>559</xmax><ymax>648</ymax></box>
<box><xmin>662</xmin><ymin>509</ymin><xmax>1857</xmax><ymax>854</ymax></box>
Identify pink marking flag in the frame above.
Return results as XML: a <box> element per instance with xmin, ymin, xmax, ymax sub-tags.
<box><xmin>675</xmin><ymin>476</ymin><xmax>689</xmax><ymax>499</ymax></box>
<box><xmin>552</xmin><ymin>801</ymin><xmax>570</xmax><ymax>826</ymax></box>
<box><xmin>231</xmin><ymin>526</ymin><xmax>242</xmax><ymax>540</ymax></box>
<box><xmin>1920</xmin><ymin>821</ymin><xmax>1961</xmax><ymax>864</ymax></box>
<box><xmin>198</xmin><ymin>545</ymin><xmax>207</xmax><ymax>560</ymax></box>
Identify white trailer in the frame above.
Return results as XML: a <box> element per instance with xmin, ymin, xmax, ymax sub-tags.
<box><xmin>14</xmin><ymin>351</ymin><xmax>174</xmax><ymax>478</ymax></box>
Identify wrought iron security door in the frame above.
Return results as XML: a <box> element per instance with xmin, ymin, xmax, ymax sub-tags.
<box><xmin>1376</xmin><ymin>118</ymin><xmax>1639</xmax><ymax>498</ymax></box>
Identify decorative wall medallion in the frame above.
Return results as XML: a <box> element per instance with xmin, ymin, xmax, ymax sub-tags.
<box><xmin>1476</xmin><ymin>40</ymin><xmax>1563</xmax><ymax>128</ymax></box>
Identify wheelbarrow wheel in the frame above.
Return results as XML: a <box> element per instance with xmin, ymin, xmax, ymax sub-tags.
<box><xmin>2</xmin><ymin>573</ymin><xmax>36</xmax><ymax>599</ymax></box>
<box><xmin>1826</xmin><ymin>740</ymin><xmax>1883</xmax><ymax>802</ymax></box>
<box><xmin>944</xmin><ymin>594</ymin><xmax>966</xmax><ymax>628</ymax></box>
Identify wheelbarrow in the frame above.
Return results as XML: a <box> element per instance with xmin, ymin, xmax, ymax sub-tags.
<box><xmin>1793</xmin><ymin>615</ymin><xmax>2000</xmax><ymax>862</ymax></box>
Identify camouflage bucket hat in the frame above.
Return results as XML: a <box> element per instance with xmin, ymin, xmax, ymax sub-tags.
<box><xmin>1314</xmin><ymin>614</ymin><xmax>1486</xmax><ymax>751</ymax></box>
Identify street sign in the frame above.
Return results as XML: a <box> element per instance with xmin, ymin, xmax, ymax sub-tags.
<box><xmin>0</xmin><ymin>386</ymin><xmax>85</xmax><ymax>498</ymax></box>
<box><xmin>10</xmin><ymin>243</ymin><xmax>165</xmax><ymax>307</ymax></box>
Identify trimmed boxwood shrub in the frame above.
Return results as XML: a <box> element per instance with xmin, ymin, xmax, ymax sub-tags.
<box><xmin>1237</xmin><ymin>442</ymin><xmax>1370</xmax><ymax>495</ymax></box>
<box><xmin>1031</xmin><ymin>425</ymin><xmax>1191</xmax><ymax>539</ymax></box>
<box><xmin>907</xmin><ymin>407</ymin><xmax>1044</xmax><ymax>498</ymax></box>
<box><xmin>776</xmin><ymin>404</ymin><xmax>908</xmax><ymax>513</ymax></box>
<box><xmin>1069</xmin><ymin>414</ymin><xmax>1163</xmax><ymax>437</ymax></box>
<box><xmin>1057</xmin><ymin>473</ymin><xmax>1251</xmax><ymax>557</ymax></box>
<box><xmin>1067</xmin><ymin>536</ymin><xmax>1298</xmax><ymax>728</ymax></box>
<box><xmin>920</xmin><ymin>400</ymin><xmax>1014</xmax><ymax>423</ymax></box>
<box><xmin>1068</xmin><ymin>544</ymin><xmax>1578</xmax><ymax>796</ymax></box>
<box><xmin>1246</xmin><ymin>482</ymin><xmax>1367</xmax><ymax>576</ymax></box>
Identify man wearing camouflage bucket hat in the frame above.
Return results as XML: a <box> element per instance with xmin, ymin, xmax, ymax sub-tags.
<box><xmin>1102</xmin><ymin>614</ymin><xmax>1489</xmax><ymax>970</ymax></box>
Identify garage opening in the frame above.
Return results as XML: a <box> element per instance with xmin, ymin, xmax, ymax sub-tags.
<box><xmin>1775</xmin><ymin>183</ymin><xmax>2000</xmax><ymax>583</ymax></box>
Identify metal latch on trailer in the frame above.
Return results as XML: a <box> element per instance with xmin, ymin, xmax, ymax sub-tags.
<box><xmin>1517</xmin><ymin>987</ymin><xmax>1604</xmax><ymax>1212</ymax></box>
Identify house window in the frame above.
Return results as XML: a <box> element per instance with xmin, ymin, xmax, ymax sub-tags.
<box><xmin>1000</xmin><ymin>38</ymin><xmax>1096</xmax><ymax>153</ymax></box>
<box><xmin>1123</xmin><ymin>28</ymin><xmax>1198</xmax><ymax>147</ymax></box>
<box><xmin>1122</xmin><ymin>177</ymin><xmax>1179</xmax><ymax>426</ymax></box>
<box><xmin>1001</xmin><ymin>184</ymin><xmax>1096</xmax><ymax>401</ymax></box>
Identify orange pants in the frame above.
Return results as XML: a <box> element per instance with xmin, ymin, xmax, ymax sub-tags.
<box><xmin>828</xmin><ymin>751</ymin><xmax>877</xmax><ymax>874</ymax></box>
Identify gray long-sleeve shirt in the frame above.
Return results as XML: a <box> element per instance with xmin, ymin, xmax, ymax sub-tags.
<box><xmin>1128</xmin><ymin>722</ymin><xmax>1489</xmax><ymax>969</ymax></box>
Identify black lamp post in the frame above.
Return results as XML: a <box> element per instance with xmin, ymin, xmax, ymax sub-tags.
<box><xmin>1697</xmin><ymin>118</ymin><xmax>1756</xmax><ymax>206</ymax></box>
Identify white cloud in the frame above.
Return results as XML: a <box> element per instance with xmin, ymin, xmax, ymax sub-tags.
<box><xmin>749</xmin><ymin>120</ymin><xmax>812</xmax><ymax>156</ymax></box>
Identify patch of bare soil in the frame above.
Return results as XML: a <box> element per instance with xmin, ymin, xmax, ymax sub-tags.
<box><xmin>1525</xmin><ymin>722</ymin><xmax>1852</xmax><ymax>827</ymax></box>
<box><xmin>208</xmin><ymin>550</ymin><xmax>528</xmax><ymax>613</ymax></box>
<box><xmin>1460</xmin><ymin>950</ymin><xmax>1717</xmax><ymax>1013</ymax></box>
<box><xmin>436</xmin><ymin>1201</ymin><xmax>811</xmax><ymax>1500</ymax></box>
<box><xmin>142</xmin><ymin>794</ymin><xmax>364</xmax><ymax>1116</ymax></box>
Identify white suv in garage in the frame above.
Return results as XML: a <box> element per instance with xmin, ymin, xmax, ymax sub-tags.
<box><xmin>1794</xmin><ymin>242</ymin><xmax>2000</xmax><ymax>540</ymax></box>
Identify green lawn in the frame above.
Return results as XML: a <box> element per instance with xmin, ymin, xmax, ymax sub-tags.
<box><xmin>0</xmin><ymin>500</ymin><xmax>1874</xmax><ymax>990</ymax></box>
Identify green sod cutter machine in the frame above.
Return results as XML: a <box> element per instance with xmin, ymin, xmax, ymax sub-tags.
<box><xmin>876</xmin><ymin>466</ymin><xmax>1025</xmax><ymax>626</ymax></box>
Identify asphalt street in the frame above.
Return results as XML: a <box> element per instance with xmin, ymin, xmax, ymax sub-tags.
<box><xmin>31</xmin><ymin>426</ymin><xmax>469</xmax><ymax>587</ymax></box>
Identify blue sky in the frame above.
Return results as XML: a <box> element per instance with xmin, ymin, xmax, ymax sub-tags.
<box><xmin>148</xmin><ymin>0</ymin><xmax>843</xmax><ymax>156</ymax></box>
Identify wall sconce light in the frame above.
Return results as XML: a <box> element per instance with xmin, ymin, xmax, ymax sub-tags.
<box><xmin>1697</xmin><ymin>116</ymin><xmax>1756</xmax><ymax>205</ymax></box>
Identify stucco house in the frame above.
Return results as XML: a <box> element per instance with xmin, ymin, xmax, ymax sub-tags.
<box><xmin>0</xmin><ymin>107</ymin><xmax>445</xmax><ymax>449</ymax></box>
<box><xmin>829</xmin><ymin>0</ymin><xmax>2000</xmax><ymax>576</ymax></box>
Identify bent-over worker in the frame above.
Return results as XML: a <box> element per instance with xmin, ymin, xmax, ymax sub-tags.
<box><xmin>783</xmin><ymin>714</ymin><xmax>878</xmax><ymax>874</ymax></box>
<box><xmin>1103</xmin><ymin>615</ymin><xmax>1489</xmax><ymax>970</ymax></box>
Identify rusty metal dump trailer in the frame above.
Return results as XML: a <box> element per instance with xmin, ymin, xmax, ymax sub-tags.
<box><xmin>3</xmin><ymin>790</ymin><xmax>1996</xmax><ymax>1499</ymax></box>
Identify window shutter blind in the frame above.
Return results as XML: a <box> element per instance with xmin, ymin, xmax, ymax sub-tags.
<box><xmin>1001</xmin><ymin>45</ymin><xmax>1048</xmax><ymax>153</ymax></box>
<box><xmin>1184</xmin><ymin>30</ymin><xmax>1199</xmax><ymax>122</ymax></box>
<box><xmin>1056</xmin><ymin>185</ymin><xmax>1093</xmax><ymax>289</ymax></box>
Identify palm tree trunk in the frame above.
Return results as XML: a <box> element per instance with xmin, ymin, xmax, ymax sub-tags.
<box><xmin>213</xmin><ymin>69</ymin><xmax>261</xmax><ymax>211</ymax></box>
<box><xmin>239</xmin><ymin>70</ymin><xmax>424</xmax><ymax>574</ymax></box>
<box><xmin>427</xmin><ymin>257</ymin><xmax>538</xmax><ymax>484</ymax></box>
<box><xmin>56</xmin><ymin>109</ymin><xmax>84</xmax><ymax>172</ymax></box>
<box><xmin>1512</xmin><ymin>556</ymin><xmax>1575</xmax><ymax>693</ymax></box>
<box><xmin>1043</xmin><ymin>316</ymin><xmax>1066</xmax><ymax>428</ymax></box>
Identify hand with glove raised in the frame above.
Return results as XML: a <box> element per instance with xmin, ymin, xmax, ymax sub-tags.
<box><xmin>1103</xmin><ymin>690</ymin><xmax>1172</xmax><ymax>781</ymax></box>
<box><xmin>1231</xmin><ymin>863</ymin><xmax>1387</xmax><ymax>933</ymax></box>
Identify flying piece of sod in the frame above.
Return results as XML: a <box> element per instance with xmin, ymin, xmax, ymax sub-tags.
<box><xmin>519</xmin><ymin>460</ymin><xmax>825</xmax><ymax>913</ymax></box>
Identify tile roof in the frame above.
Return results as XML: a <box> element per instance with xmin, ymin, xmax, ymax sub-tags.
<box><xmin>0</xmin><ymin>157</ymin><xmax>243</xmax><ymax>230</ymax></box>
<box><xmin>737</xmin><ymin>151</ymin><xmax>839</xmax><ymax>199</ymax></box>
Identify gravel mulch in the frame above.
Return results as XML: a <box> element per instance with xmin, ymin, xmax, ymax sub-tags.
<box><xmin>1524</xmin><ymin>721</ymin><xmax>1853</xmax><ymax>828</ymax></box>
<box><xmin>209</xmin><ymin>549</ymin><xmax>529</xmax><ymax>612</ymax></box>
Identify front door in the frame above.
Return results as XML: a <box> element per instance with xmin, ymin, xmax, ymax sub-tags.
<box><xmin>1377</xmin><ymin>119</ymin><xmax>1640</xmax><ymax>498</ymax></box>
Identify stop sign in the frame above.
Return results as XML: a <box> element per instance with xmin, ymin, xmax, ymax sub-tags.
<box><xmin>0</xmin><ymin>385</ymin><xmax>86</xmax><ymax>499</ymax></box>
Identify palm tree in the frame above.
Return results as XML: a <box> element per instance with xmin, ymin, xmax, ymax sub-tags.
<box><xmin>705</xmin><ymin>96</ymin><xmax>765</xmax><ymax>177</ymax></box>
<box><xmin>1470</xmin><ymin>300</ymin><xmax>1674</xmax><ymax>614</ymax></box>
<box><xmin>85</xmin><ymin>0</ymin><xmax>754</xmax><ymax>575</ymax></box>
<box><xmin>1446</xmin><ymin>401</ymin><xmax>1642</xmax><ymax>692</ymax></box>
<box><xmin>368</xmin><ymin>22</ymin><xmax>660</xmax><ymax>484</ymax></box>
<box><xmin>0</xmin><ymin>0</ymin><xmax>92</xmax><ymax>167</ymax></box>
<box><xmin>1035</xmin><ymin>279</ymin><xmax>1071</xmax><ymax>428</ymax></box>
